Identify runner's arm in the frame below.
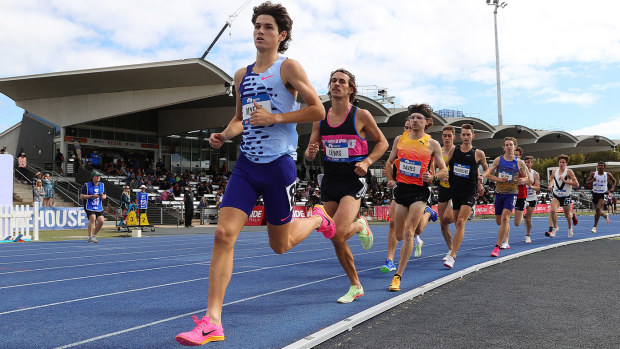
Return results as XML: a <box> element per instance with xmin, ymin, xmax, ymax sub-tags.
<box><xmin>355</xmin><ymin>109</ymin><xmax>389</xmax><ymax>176</ymax></box>
<box><xmin>210</xmin><ymin>68</ymin><xmax>245</xmax><ymax>148</ymax></box>
<box><xmin>304</xmin><ymin>121</ymin><xmax>321</xmax><ymax>162</ymax></box>
<box><xmin>482</xmin><ymin>157</ymin><xmax>502</xmax><ymax>182</ymax></box>
<box><xmin>608</xmin><ymin>173</ymin><xmax>617</xmax><ymax>192</ymax></box>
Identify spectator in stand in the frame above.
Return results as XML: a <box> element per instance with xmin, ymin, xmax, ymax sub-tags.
<box><xmin>55</xmin><ymin>149</ymin><xmax>64</xmax><ymax>175</ymax></box>
<box><xmin>173</xmin><ymin>183</ymin><xmax>182</xmax><ymax>197</ymax></box>
<box><xmin>221</xmin><ymin>162</ymin><xmax>227</xmax><ymax>175</ymax></box>
<box><xmin>33</xmin><ymin>180</ymin><xmax>45</xmax><ymax>205</ymax></box>
<box><xmin>91</xmin><ymin>150</ymin><xmax>101</xmax><ymax>169</ymax></box>
<box><xmin>145</xmin><ymin>180</ymin><xmax>155</xmax><ymax>193</ymax></box>
<box><xmin>198</xmin><ymin>195</ymin><xmax>209</xmax><ymax>210</ymax></box>
<box><xmin>156</xmin><ymin>189</ymin><xmax>169</xmax><ymax>204</ymax></box>
<box><xmin>0</xmin><ymin>146</ymin><xmax>6</xmax><ymax>154</ymax></box>
<box><xmin>16</xmin><ymin>152</ymin><xmax>27</xmax><ymax>184</ymax></box>
<box><xmin>33</xmin><ymin>172</ymin><xmax>43</xmax><ymax>187</ymax></box>
<box><xmin>42</xmin><ymin>173</ymin><xmax>54</xmax><ymax>207</ymax></box>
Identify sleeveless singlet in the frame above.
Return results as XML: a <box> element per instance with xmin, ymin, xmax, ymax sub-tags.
<box><xmin>495</xmin><ymin>155</ymin><xmax>519</xmax><ymax>194</ymax></box>
<box><xmin>526</xmin><ymin>168</ymin><xmax>538</xmax><ymax>201</ymax></box>
<box><xmin>592</xmin><ymin>172</ymin><xmax>608</xmax><ymax>194</ymax></box>
<box><xmin>320</xmin><ymin>105</ymin><xmax>368</xmax><ymax>178</ymax></box>
<box><xmin>394</xmin><ymin>133</ymin><xmax>432</xmax><ymax>186</ymax></box>
<box><xmin>84</xmin><ymin>182</ymin><xmax>105</xmax><ymax>212</ymax></box>
<box><xmin>449</xmin><ymin>144</ymin><xmax>478</xmax><ymax>195</ymax></box>
<box><xmin>552</xmin><ymin>168</ymin><xmax>573</xmax><ymax>197</ymax></box>
<box><xmin>238</xmin><ymin>56</ymin><xmax>300</xmax><ymax>163</ymax></box>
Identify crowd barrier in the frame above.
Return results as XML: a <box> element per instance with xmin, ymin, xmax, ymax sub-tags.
<box><xmin>244</xmin><ymin>203</ymin><xmax>568</xmax><ymax>226</ymax></box>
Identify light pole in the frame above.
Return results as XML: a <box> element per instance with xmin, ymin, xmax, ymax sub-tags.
<box><xmin>486</xmin><ymin>0</ymin><xmax>507</xmax><ymax>125</ymax></box>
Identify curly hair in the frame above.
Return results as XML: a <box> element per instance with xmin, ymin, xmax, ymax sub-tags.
<box><xmin>327</xmin><ymin>68</ymin><xmax>357</xmax><ymax>103</ymax></box>
<box><xmin>252</xmin><ymin>2</ymin><xmax>293</xmax><ymax>53</ymax></box>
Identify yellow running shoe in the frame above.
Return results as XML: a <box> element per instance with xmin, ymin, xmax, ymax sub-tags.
<box><xmin>389</xmin><ymin>274</ymin><xmax>401</xmax><ymax>292</ymax></box>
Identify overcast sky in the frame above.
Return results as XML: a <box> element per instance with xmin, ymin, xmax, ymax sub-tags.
<box><xmin>1</xmin><ymin>0</ymin><xmax>619</xmax><ymax>139</ymax></box>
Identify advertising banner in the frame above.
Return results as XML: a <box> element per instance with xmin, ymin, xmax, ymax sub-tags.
<box><xmin>245</xmin><ymin>206</ymin><xmax>266</xmax><ymax>226</ymax></box>
<box><xmin>34</xmin><ymin>207</ymin><xmax>88</xmax><ymax>230</ymax></box>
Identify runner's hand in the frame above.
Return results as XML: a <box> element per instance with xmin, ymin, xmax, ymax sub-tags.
<box><xmin>250</xmin><ymin>101</ymin><xmax>276</xmax><ymax>126</ymax></box>
<box><xmin>307</xmin><ymin>142</ymin><xmax>319</xmax><ymax>160</ymax></box>
<box><xmin>422</xmin><ymin>171</ymin><xmax>432</xmax><ymax>183</ymax></box>
<box><xmin>387</xmin><ymin>180</ymin><xmax>396</xmax><ymax>189</ymax></box>
<box><xmin>209</xmin><ymin>133</ymin><xmax>227</xmax><ymax>149</ymax></box>
<box><xmin>354</xmin><ymin>159</ymin><xmax>370</xmax><ymax>177</ymax></box>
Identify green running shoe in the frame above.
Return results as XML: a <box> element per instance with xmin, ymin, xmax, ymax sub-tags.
<box><xmin>356</xmin><ymin>216</ymin><xmax>373</xmax><ymax>250</ymax></box>
<box><xmin>337</xmin><ymin>285</ymin><xmax>364</xmax><ymax>303</ymax></box>
<box><xmin>414</xmin><ymin>239</ymin><xmax>423</xmax><ymax>257</ymax></box>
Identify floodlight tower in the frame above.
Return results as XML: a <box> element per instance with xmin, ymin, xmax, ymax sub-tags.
<box><xmin>486</xmin><ymin>0</ymin><xmax>507</xmax><ymax>125</ymax></box>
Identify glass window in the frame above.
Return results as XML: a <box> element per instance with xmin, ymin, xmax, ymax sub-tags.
<box><xmin>102</xmin><ymin>131</ymin><xmax>114</xmax><ymax>140</ymax></box>
<box><xmin>114</xmin><ymin>116</ymin><xmax>127</xmax><ymax>129</ymax></box>
<box><xmin>137</xmin><ymin>134</ymin><xmax>148</xmax><ymax>143</ymax></box>
<box><xmin>101</xmin><ymin>118</ymin><xmax>115</xmax><ymax>127</ymax></box>
<box><xmin>126</xmin><ymin>114</ymin><xmax>139</xmax><ymax>129</ymax></box>
<box><xmin>90</xmin><ymin>129</ymin><xmax>102</xmax><ymax>139</ymax></box>
<box><xmin>77</xmin><ymin>128</ymin><xmax>90</xmax><ymax>137</ymax></box>
<box><xmin>115</xmin><ymin>132</ymin><xmax>126</xmax><ymax>141</ymax></box>
<box><xmin>126</xmin><ymin>133</ymin><xmax>137</xmax><ymax>142</ymax></box>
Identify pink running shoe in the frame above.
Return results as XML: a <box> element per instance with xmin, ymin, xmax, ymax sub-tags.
<box><xmin>175</xmin><ymin>316</ymin><xmax>224</xmax><ymax>346</ymax></box>
<box><xmin>312</xmin><ymin>205</ymin><xmax>336</xmax><ymax>239</ymax></box>
<box><xmin>491</xmin><ymin>246</ymin><xmax>500</xmax><ymax>257</ymax></box>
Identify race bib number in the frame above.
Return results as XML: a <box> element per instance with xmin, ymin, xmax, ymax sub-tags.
<box><xmin>555</xmin><ymin>189</ymin><xmax>567</xmax><ymax>197</ymax></box>
<box><xmin>400</xmin><ymin>159</ymin><xmax>422</xmax><ymax>178</ymax></box>
<box><xmin>91</xmin><ymin>198</ymin><xmax>100</xmax><ymax>207</ymax></box>
<box><xmin>453</xmin><ymin>163</ymin><xmax>470</xmax><ymax>178</ymax></box>
<box><xmin>325</xmin><ymin>142</ymin><xmax>349</xmax><ymax>162</ymax></box>
<box><xmin>593</xmin><ymin>183</ymin><xmax>606</xmax><ymax>192</ymax></box>
<box><xmin>527</xmin><ymin>188</ymin><xmax>536</xmax><ymax>197</ymax></box>
<box><xmin>498</xmin><ymin>171</ymin><xmax>513</xmax><ymax>182</ymax></box>
<box><xmin>242</xmin><ymin>94</ymin><xmax>272</xmax><ymax>126</ymax></box>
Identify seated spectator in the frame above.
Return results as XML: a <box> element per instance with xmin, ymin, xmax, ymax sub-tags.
<box><xmin>156</xmin><ymin>189</ymin><xmax>169</xmax><ymax>204</ymax></box>
<box><xmin>145</xmin><ymin>180</ymin><xmax>155</xmax><ymax>193</ymax></box>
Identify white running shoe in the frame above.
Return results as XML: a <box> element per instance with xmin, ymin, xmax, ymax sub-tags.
<box><xmin>525</xmin><ymin>236</ymin><xmax>532</xmax><ymax>243</ymax></box>
<box><xmin>591</xmin><ymin>226</ymin><xmax>597</xmax><ymax>234</ymax></box>
<box><xmin>605</xmin><ymin>214</ymin><xmax>610</xmax><ymax>224</ymax></box>
<box><xmin>500</xmin><ymin>242</ymin><xmax>510</xmax><ymax>249</ymax></box>
<box><xmin>443</xmin><ymin>255</ymin><xmax>455</xmax><ymax>269</ymax></box>
<box><xmin>443</xmin><ymin>250</ymin><xmax>452</xmax><ymax>261</ymax></box>
<box><xmin>550</xmin><ymin>227</ymin><xmax>558</xmax><ymax>238</ymax></box>
<box><xmin>568</xmin><ymin>228</ymin><xmax>574</xmax><ymax>238</ymax></box>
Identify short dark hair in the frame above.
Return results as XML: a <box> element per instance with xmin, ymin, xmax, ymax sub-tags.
<box><xmin>523</xmin><ymin>155</ymin><xmax>534</xmax><ymax>162</ymax></box>
<box><xmin>598</xmin><ymin>161</ymin><xmax>606</xmax><ymax>166</ymax></box>
<box><xmin>252</xmin><ymin>2</ymin><xmax>293</xmax><ymax>53</ymax></box>
<box><xmin>557</xmin><ymin>154</ymin><xmax>570</xmax><ymax>163</ymax></box>
<box><xmin>460</xmin><ymin>124</ymin><xmax>474</xmax><ymax>132</ymax></box>
<box><xmin>327</xmin><ymin>68</ymin><xmax>357</xmax><ymax>103</ymax></box>
<box><xmin>515</xmin><ymin>146</ymin><xmax>523</xmax><ymax>156</ymax></box>
<box><xmin>442</xmin><ymin>125</ymin><xmax>456</xmax><ymax>135</ymax></box>
<box><xmin>503</xmin><ymin>137</ymin><xmax>517</xmax><ymax>146</ymax></box>
<box><xmin>407</xmin><ymin>104</ymin><xmax>433</xmax><ymax>130</ymax></box>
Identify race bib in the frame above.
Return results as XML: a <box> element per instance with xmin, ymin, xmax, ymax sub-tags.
<box><xmin>555</xmin><ymin>189</ymin><xmax>567</xmax><ymax>197</ymax></box>
<box><xmin>593</xmin><ymin>183</ymin><xmax>606</xmax><ymax>192</ymax></box>
<box><xmin>325</xmin><ymin>142</ymin><xmax>349</xmax><ymax>162</ymax></box>
<box><xmin>454</xmin><ymin>163</ymin><xmax>470</xmax><ymax>178</ymax></box>
<box><xmin>498</xmin><ymin>171</ymin><xmax>513</xmax><ymax>182</ymax></box>
<box><xmin>400</xmin><ymin>159</ymin><xmax>422</xmax><ymax>178</ymax></box>
<box><xmin>527</xmin><ymin>188</ymin><xmax>536</xmax><ymax>197</ymax></box>
<box><xmin>242</xmin><ymin>94</ymin><xmax>272</xmax><ymax>126</ymax></box>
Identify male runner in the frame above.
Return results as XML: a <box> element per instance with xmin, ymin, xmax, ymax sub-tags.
<box><xmin>585</xmin><ymin>161</ymin><xmax>616</xmax><ymax>233</ymax></box>
<box><xmin>483</xmin><ymin>137</ymin><xmax>530</xmax><ymax>257</ymax></box>
<box><xmin>442</xmin><ymin>124</ymin><xmax>487</xmax><ymax>268</ymax></box>
<box><xmin>305</xmin><ymin>68</ymin><xmax>388</xmax><ymax>303</ymax></box>
<box><xmin>80</xmin><ymin>171</ymin><xmax>107</xmax><ymax>243</ymax></box>
<box><xmin>503</xmin><ymin>146</ymin><xmax>531</xmax><ymax>249</ymax></box>
<box><xmin>545</xmin><ymin>154</ymin><xmax>579</xmax><ymax>238</ymax></box>
<box><xmin>386</xmin><ymin>104</ymin><xmax>447</xmax><ymax>291</ymax></box>
<box><xmin>437</xmin><ymin>125</ymin><xmax>455</xmax><ymax>260</ymax></box>
<box><xmin>522</xmin><ymin>155</ymin><xmax>541</xmax><ymax>243</ymax></box>
<box><xmin>176</xmin><ymin>3</ymin><xmax>334</xmax><ymax>345</ymax></box>
<box><xmin>380</xmin><ymin>120</ymin><xmax>437</xmax><ymax>272</ymax></box>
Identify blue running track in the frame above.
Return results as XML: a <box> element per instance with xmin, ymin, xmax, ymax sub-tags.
<box><xmin>0</xmin><ymin>216</ymin><xmax>617</xmax><ymax>348</ymax></box>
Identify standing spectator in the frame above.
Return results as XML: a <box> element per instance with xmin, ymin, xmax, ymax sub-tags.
<box><xmin>33</xmin><ymin>172</ymin><xmax>43</xmax><ymax>187</ymax></box>
<box><xmin>184</xmin><ymin>184</ymin><xmax>195</xmax><ymax>228</ymax></box>
<box><xmin>55</xmin><ymin>148</ymin><xmax>64</xmax><ymax>174</ymax></box>
<box><xmin>136</xmin><ymin>185</ymin><xmax>149</xmax><ymax>215</ymax></box>
<box><xmin>121</xmin><ymin>186</ymin><xmax>131</xmax><ymax>214</ymax></box>
<box><xmin>42</xmin><ymin>173</ymin><xmax>54</xmax><ymax>207</ymax></box>
<box><xmin>33</xmin><ymin>180</ymin><xmax>45</xmax><ymax>205</ymax></box>
<box><xmin>17</xmin><ymin>152</ymin><xmax>27</xmax><ymax>183</ymax></box>
<box><xmin>91</xmin><ymin>150</ymin><xmax>101</xmax><ymax>169</ymax></box>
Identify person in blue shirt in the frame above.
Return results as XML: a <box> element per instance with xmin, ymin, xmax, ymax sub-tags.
<box><xmin>136</xmin><ymin>185</ymin><xmax>149</xmax><ymax>215</ymax></box>
<box><xmin>80</xmin><ymin>171</ymin><xmax>107</xmax><ymax>243</ymax></box>
<box><xmin>90</xmin><ymin>150</ymin><xmax>101</xmax><ymax>169</ymax></box>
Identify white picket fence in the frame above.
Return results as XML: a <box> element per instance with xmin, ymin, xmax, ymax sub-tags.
<box><xmin>0</xmin><ymin>202</ymin><xmax>40</xmax><ymax>241</ymax></box>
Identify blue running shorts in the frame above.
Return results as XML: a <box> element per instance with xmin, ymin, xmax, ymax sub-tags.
<box><xmin>221</xmin><ymin>153</ymin><xmax>297</xmax><ymax>225</ymax></box>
